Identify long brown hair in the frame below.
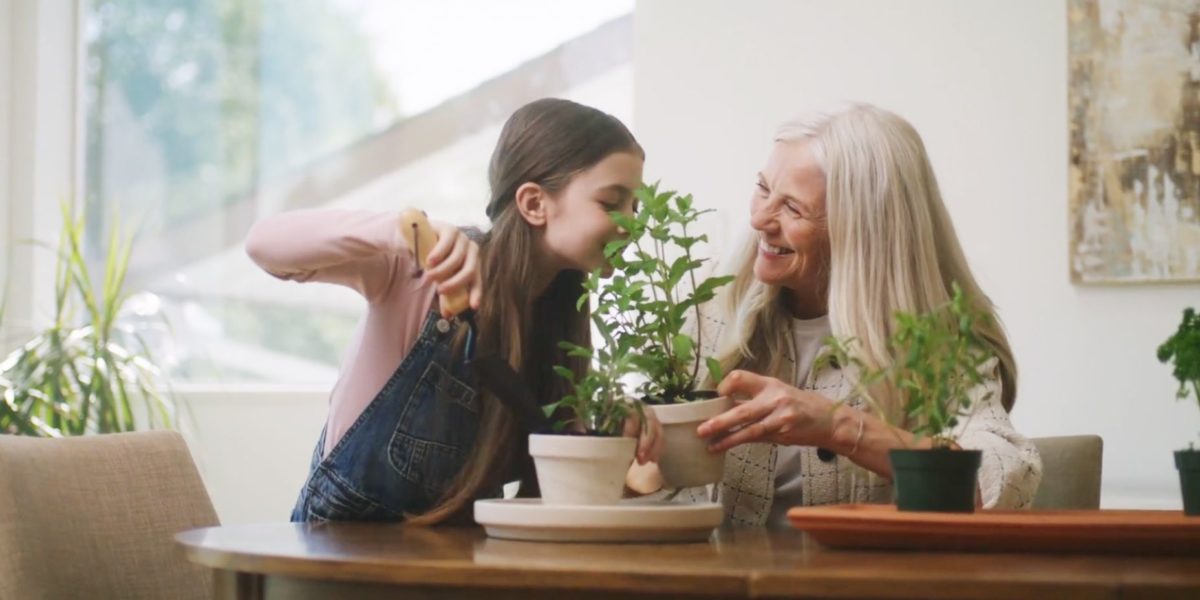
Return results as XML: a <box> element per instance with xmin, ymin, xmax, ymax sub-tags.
<box><xmin>408</xmin><ymin>98</ymin><xmax>643</xmax><ymax>524</ymax></box>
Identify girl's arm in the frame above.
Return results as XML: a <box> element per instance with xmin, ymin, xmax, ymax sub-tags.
<box><xmin>245</xmin><ymin>209</ymin><xmax>414</xmax><ymax>303</ymax></box>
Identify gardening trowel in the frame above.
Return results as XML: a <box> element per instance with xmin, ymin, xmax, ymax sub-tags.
<box><xmin>398</xmin><ymin>209</ymin><xmax>551</xmax><ymax>435</ymax></box>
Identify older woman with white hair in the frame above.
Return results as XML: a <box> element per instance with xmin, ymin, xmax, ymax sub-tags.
<box><xmin>679</xmin><ymin>103</ymin><xmax>1041</xmax><ymax>527</ymax></box>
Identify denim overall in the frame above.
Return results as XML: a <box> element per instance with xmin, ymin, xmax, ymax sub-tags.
<box><xmin>290</xmin><ymin>309</ymin><xmax>494</xmax><ymax>521</ymax></box>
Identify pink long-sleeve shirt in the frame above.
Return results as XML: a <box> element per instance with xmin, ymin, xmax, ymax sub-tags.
<box><xmin>245</xmin><ymin>209</ymin><xmax>438</xmax><ymax>457</ymax></box>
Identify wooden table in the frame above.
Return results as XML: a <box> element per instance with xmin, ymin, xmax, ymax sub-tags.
<box><xmin>176</xmin><ymin>523</ymin><xmax>1200</xmax><ymax>600</ymax></box>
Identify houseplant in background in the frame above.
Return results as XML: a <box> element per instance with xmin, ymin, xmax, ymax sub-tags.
<box><xmin>823</xmin><ymin>283</ymin><xmax>994</xmax><ymax>512</ymax></box>
<box><xmin>533</xmin><ymin>277</ymin><xmax>643</xmax><ymax>505</ymax></box>
<box><xmin>600</xmin><ymin>182</ymin><xmax>735</xmax><ymax>489</ymax></box>
<box><xmin>0</xmin><ymin>204</ymin><xmax>177</xmax><ymax>436</ymax></box>
<box><xmin>1157</xmin><ymin>307</ymin><xmax>1200</xmax><ymax>516</ymax></box>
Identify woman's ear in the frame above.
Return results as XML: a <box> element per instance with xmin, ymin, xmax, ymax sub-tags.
<box><xmin>514</xmin><ymin>182</ymin><xmax>548</xmax><ymax>226</ymax></box>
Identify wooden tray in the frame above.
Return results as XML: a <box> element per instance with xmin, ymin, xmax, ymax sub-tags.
<box><xmin>787</xmin><ymin>504</ymin><xmax>1200</xmax><ymax>554</ymax></box>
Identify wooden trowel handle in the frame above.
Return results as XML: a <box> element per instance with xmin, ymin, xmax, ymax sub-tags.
<box><xmin>398</xmin><ymin>208</ymin><xmax>470</xmax><ymax>317</ymax></box>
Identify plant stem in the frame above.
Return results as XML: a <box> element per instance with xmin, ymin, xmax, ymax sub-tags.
<box><xmin>636</xmin><ymin>233</ymin><xmax>676</xmax><ymax>386</ymax></box>
<box><xmin>655</xmin><ymin>232</ymin><xmax>687</xmax><ymax>394</ymax></box>
<box><xmin>682</xmin><ymin>219</ymin><xmax>704</xmax><ymax>390</ymax></box>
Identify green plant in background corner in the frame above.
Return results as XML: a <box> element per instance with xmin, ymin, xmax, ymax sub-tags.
<box><xmin>821</xmin><ymin>283</ymin><xmax>995</xmax><ymax>448</ymax></box>
<box><xmin>1158</xmin><ymin>307</ymin><xmax>1200</xmax><ymax>448</ymax></box>
<box><xmin>0</xmin><ymin>203</ymin><xmax>177</xmax><ymax>436</ymax></box>
<box><xmin>598</xmin><ymin>182</ymin><xmax>735</xmax><ymax>404</ymax></box>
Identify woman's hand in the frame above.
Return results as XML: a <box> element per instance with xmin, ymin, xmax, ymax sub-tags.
<box><xmin>623</xmin><ymin>406</ymin><xmax>665</xmax><ymax>465</ymax></box>
<box><xmin>423</xmin><ymin>221</ymin><xmax>482</xmax><ymax>316</ymax></box>
<box><xmin>696</xmin><ymin>370</ymin><xmax>845</xmax><ymax>453</ymax></box>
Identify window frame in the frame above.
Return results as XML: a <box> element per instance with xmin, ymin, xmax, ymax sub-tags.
<box><xmin>3</xmin><ymin>0</ymin><xmax>82</xmax><ymax>353</ymax></box>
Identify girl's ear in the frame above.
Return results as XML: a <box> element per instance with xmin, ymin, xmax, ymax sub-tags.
<box><xmin>514</xmin><ymin>182</ymin><xmax>548</xmax><ymax>227</ymax></box>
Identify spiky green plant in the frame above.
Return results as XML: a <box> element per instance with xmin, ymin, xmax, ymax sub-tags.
<box><xmin>0</xmin><ymin>204</ymin><xmax>176</xmax><ymax>436</ymax></box>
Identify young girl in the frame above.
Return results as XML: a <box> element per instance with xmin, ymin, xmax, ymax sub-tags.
<box><xmin>246</xmin><ymin>98</ymin><xmax>661</xmax><ymax>524</ymax></box>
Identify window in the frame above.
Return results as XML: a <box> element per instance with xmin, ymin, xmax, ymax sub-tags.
<box><xmin>83</xmin><ymin>0</ymin><xmax>633</xmax><ymax>384</ymax></box>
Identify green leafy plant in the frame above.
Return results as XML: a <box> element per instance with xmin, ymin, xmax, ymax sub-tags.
<box><xmin>0</xmin><ymin>204</ymin><xmax>176</xmax><ymax>436</ymax></box>
<box><xmin>599</xmin><ymin>182</ymin><xmax>735</xmax><ymax>404</ymax></box>
<box><xmin>1158</xmin><ymin>307</ymin><xmax>1200</xmax><ymax>445</ymax></box>
<box><xmin>821</xmin><ymin>283</ymin><xmax>995</xmax><ymax>448</ymax></box>
<box><xmin>545</xmin><ymin>272</ymin><xmax>641</xmax><ymax>436</ymax></box>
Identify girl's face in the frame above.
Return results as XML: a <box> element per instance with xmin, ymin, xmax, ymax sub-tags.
<box><xmin>749</xmin><ymin>141</ymin><xmax>831</xmax><ymax>293</ymax></box>
<box><xmin>541</xmin><ymin>151</ymin><xmax>644</xmax><ymax>275</ymax></box>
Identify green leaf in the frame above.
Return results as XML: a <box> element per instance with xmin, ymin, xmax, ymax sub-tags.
<box><xmin>691</xmin><ymin>275</ymin><xmax>735</xmax><ymax>304</ymax></box>
<box><xmin>705</xmin><ymin>357</ymin><xmax>724</xmax><ymax>385</ymax></box>
<box><xmin>609</xmin><ymin>213</ymin><xmax>639</xmax><ymax>234</ymax></box>
<box><xmin>604</xmin><ymin>238</ymin><xmax>629</xmax><ymax>259</ymax></box>
<box><xmin>666</xmin><ymin>256</ymin><xmax>694</xmax><ymax>289</ymax></box>
<box><xmin>672</xmin><ymin>334</ymin><xmax>694</xmax><ymax>363</ymax></box>
<box><xmin>674</xmin><ymin>194</ymin><xmax>693</xmax><ymax>212</ymax></box>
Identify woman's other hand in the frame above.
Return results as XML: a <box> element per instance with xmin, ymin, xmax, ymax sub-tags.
<box><xmin>697</xmin><ymin>370</ymin><xmax>843</xmax><ymax>453</ymax></box>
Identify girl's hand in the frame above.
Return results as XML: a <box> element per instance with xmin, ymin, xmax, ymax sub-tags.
<box><xmin>624</xmin><ymin>460</ymin><xmax>664</xmax><ymax>496</ymax></box>
<box><xmin>423</xmin><ymin>221</ymin><xmax>482</xmax><ymax>316</ymax></box>
<box><xmin>696</xmin><ymin>370</ymin><xmax>842</xmax><ymax>453</ymax></box>
<box><xmin>623</xmin><ymin>406</ymin><xmax>664</xmax><ymax>465</ymax></box>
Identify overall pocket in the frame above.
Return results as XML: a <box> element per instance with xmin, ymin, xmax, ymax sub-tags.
<box><xmin>388</xmin><ymin>361</ymin><xmax>481</xmax><ymax>496</ymax></box>
<box><xmin>303</xmin><ymin>465</ymin><xmax>400</xmax><ymax>522</ymax></box>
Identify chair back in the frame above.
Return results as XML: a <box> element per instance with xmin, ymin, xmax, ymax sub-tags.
<box><xmin>0</xmin><ymin>431</ymin><xmax>219</xmax><ymax>600</ymax></box>
<box><xmin>1030</xmin><ymin>434</ymin><xmax>1103</xmax><ymax>509</ymax></box>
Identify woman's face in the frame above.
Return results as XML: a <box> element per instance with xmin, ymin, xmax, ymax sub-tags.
<box><xmin>542</xmin><ymin>151</ymin><xmax>644</xmax><ymax>275</ymax></box>
<box><xmin>749</xmin><ymin>141</ymin><xmax>830</xmax><ymax>294</ymax></box>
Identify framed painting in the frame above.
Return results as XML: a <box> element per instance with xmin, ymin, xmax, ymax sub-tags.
<box><xmin>1069</xmin><ymin>0</ymin><xmax>1200</xmax><ymax>283</ymax></box>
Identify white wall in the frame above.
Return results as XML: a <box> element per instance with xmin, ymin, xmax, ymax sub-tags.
<box><xmin>179</xmin><ymin>389</ymin><xmax>328</xmax><ymax>524</ymax></box>
<box><xmin>635</xmin><ymin>0</ymin><xmax>1200</xmax><ymax>508</ymax></box>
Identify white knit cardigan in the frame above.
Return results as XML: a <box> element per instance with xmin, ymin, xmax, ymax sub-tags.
<box><xmin>674</xmin><ymin>309</ymin><xmax>1043</xmax><ymax>527</ymax></box>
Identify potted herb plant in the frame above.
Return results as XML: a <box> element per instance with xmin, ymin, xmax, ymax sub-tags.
<box><xmin>824</xmin><ymin>283</ymin><xmax>993</xmax><ymax>512</ymax></box>
<box><xmin>1157</xmin><ymin>307</ymin><xmax>1200</xmax><ymax>516</ymax></box>
<box><xmin>533</xmin><ymin>278</ymin><xmax>644</xmax><ymax>505</ymax></box>
<box><xmin>600</xmin><ymin>183</ymin><xmax>735</xmax><ymax>489</ymax></box>
<box><xmin>0</xmin><ymin>205</ymin><xmax>176</xmax><ymax>436</ymax></box>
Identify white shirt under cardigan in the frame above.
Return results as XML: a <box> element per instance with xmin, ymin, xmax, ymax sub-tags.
<box><xmin>767</xmin><ymin>314</ymin><xmax>832</xmax><ymax>528</ymax></box>
<box><xmin>673</xmin><ymin>306</ymin><xmax>1043</xmax><ymax>527</ymax></box>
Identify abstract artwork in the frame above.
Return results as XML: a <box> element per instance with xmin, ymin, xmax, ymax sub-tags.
<box><xmin>1069</xmin><ymin>0</ymin><xmax>1200</xmax><ymax>283</ymax></box>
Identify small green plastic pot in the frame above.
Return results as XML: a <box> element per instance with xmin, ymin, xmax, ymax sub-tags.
<box><xmin>1175</xmin><ymin>449</ymin><xmax>1200</xmax><ymax>517</ymax></box>
<box><xmin>889</xmin><ymin>448</ymin><xmax>982</xmax><ymax>513</ymax></box>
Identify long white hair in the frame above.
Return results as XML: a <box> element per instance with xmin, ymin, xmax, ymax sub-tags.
<box><xmin>708</xmin><ymin>103</ymin><xmax>1017</xmax><ymax>412</ymax></box>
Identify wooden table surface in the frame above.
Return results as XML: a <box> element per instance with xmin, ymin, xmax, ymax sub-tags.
<box><xmin>176</xmin><ymin>523</ymin><xmax>1200</xmax><ymax>600</ymax></box>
